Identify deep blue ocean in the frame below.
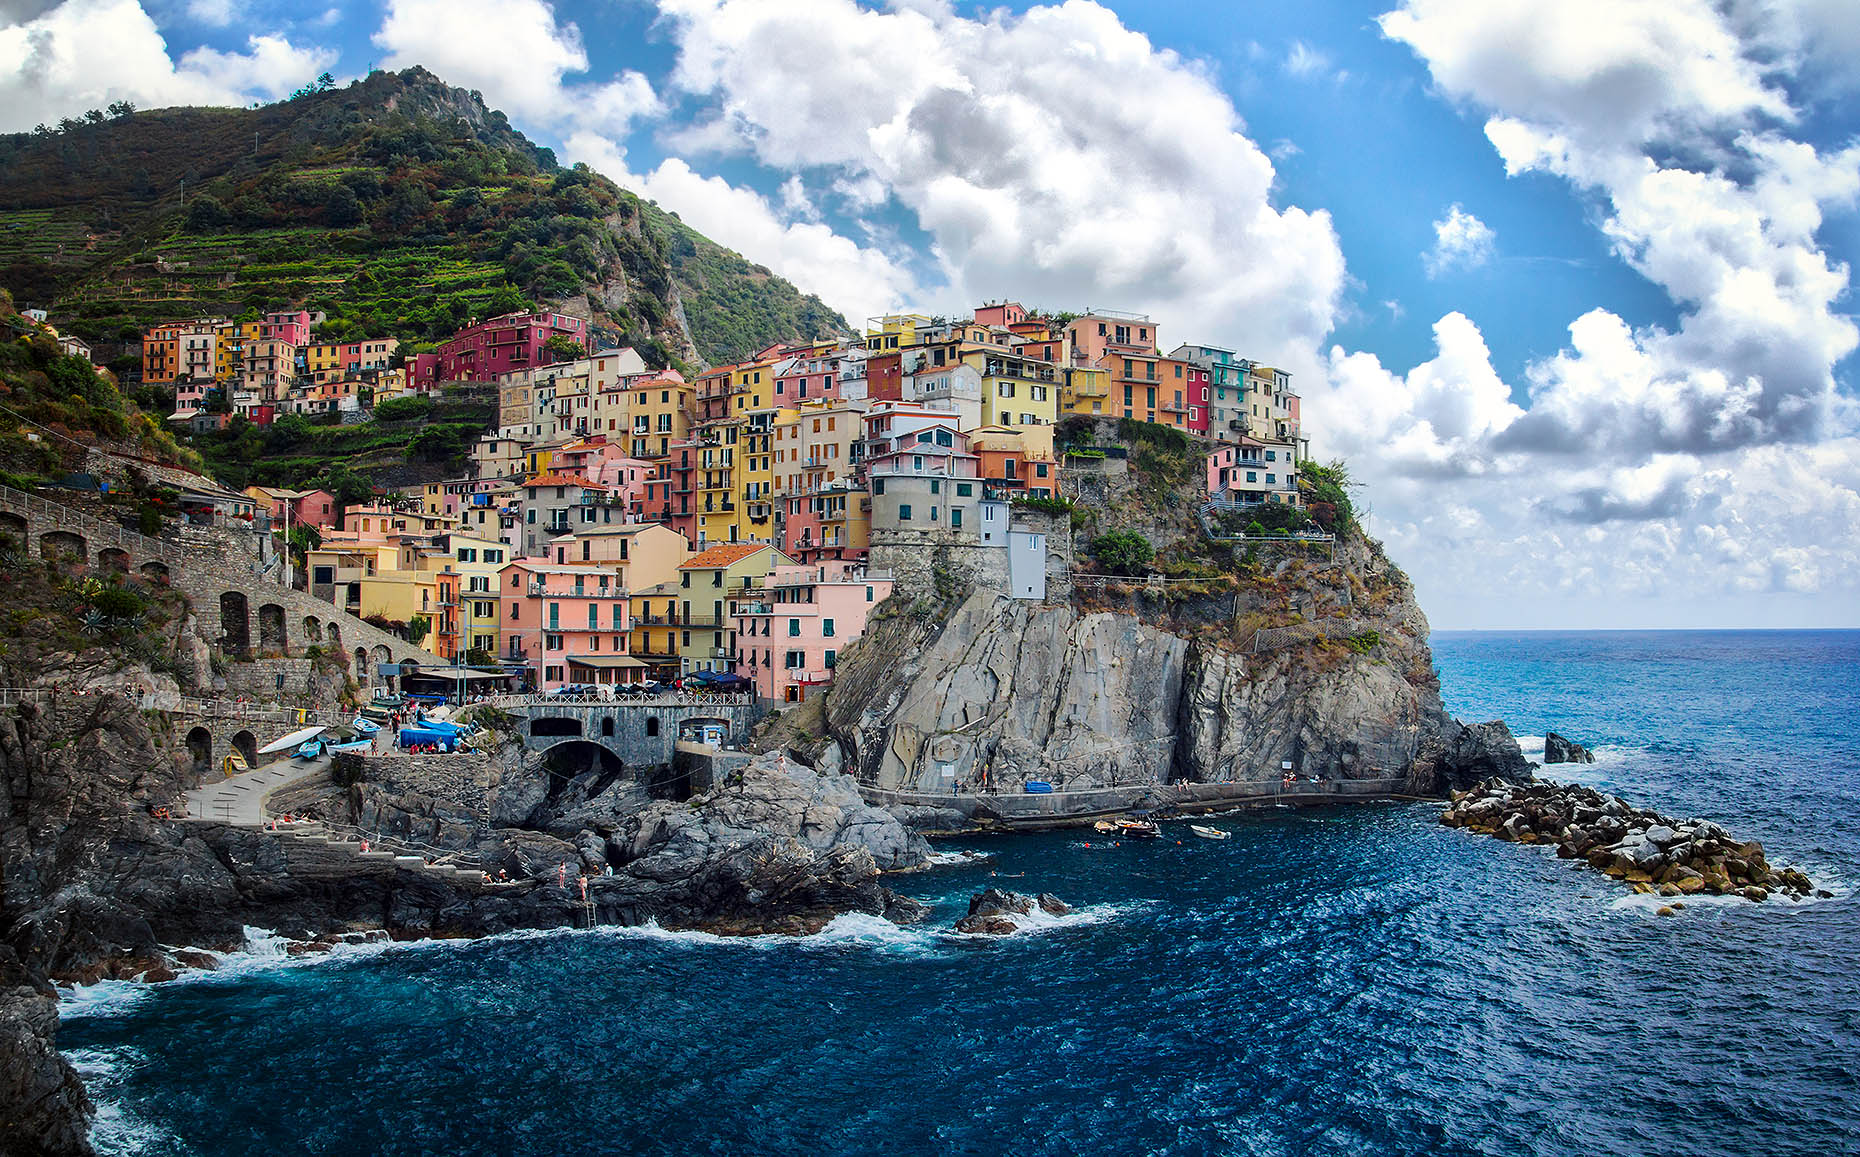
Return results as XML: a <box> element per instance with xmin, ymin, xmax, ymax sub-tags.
<box><xmin>61</xmin><ymin>631</ymin><xmax>1860</xmax><ymax>1156</ymax></box>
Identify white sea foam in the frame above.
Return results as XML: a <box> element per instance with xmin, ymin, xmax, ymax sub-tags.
<box><xmin>63</xmin><ymin>1047</ymin><xmax>183</xmax><ymax>1157</ymax></box>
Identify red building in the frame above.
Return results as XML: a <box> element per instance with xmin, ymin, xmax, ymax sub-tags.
<box><xmin>412</xmin><ymin>312</ymin><xmax>590</xmax><ymax>389</ymax></box>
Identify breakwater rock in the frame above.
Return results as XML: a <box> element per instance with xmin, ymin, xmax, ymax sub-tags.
<box><xmin>954</xmin><ymin>888</ymin><xmax>1072</xmax><ymax>935</ymax></box>
<box><xmin>1443</xmin><ymin>779</ymin><xmax>1821</xmax><ymax>902</ymax></box>
<box><xmin>1543</xmin><ymin>732</ymin><xmax>1595</xmax><ymax>764</ymax></box>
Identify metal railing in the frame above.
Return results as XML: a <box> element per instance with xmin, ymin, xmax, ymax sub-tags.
<box><xmin>0</xmin><ymin>482</ymin><xmax>206</xmax><ymax>566</ymax></box>
<box><xmin>486</xmin><ymin>691</ymin><xmax>753</xmax><ymax>708</ymax></box>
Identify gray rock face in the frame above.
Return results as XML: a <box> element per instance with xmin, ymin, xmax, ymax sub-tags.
<box><xmin>825</xmin><ymin>535</ymin><xmax>1525</xmax><ymax>796</ymax></box>
<box><xmin>1544</xmin><ymin>732</ymin><xmax>1596</xmax><ymax>764</ymax></box>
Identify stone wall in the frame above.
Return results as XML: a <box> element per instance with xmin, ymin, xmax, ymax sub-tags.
<box><xmin>0</xmin><ymin>484</ymin><xmax>442</xmax><ymax>698</ymax></box>
<box><xmin>870</xmin><ymin>509</ymin><xmax>1072</xmax><ymax>605</ymax></box>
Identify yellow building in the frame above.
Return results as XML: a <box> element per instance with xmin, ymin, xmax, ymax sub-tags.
<box><xmin>628</xmin><ymin>580</ymin><xmax>683</xmax><ymax>678</ymax></box>
<box><xmin>416</xmin><ymin>532</ymin><xmax>512</xmax><ymax>658</ymax></box>
<box><xmin>966</xmin><ymin>347</ymin><xmax>1059</xmax><ymax>430</ymax></box>
<box><xmin>544</xmin><ymin>523</ymin><xmax>690</xmax><ymax>591</ymax></box>
<box><xmin>626</xmin><ymin>375</ymin><xmax>694</xmax><ymax>460</ymax></box>
<box><xmin>1060</xmin><ymin>363</ymin><xmax>1112</xmax><ymax>417</ymax></box>
<box><xmin>673</xmin><ymin>542</ymin><xmax>794</xmax><ymax>674</ymax></box>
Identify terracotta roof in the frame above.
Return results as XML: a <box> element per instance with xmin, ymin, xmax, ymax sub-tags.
<box><xmin>680</xmin><ymin>542</ymin><xmax>769</xmax><ymax>569</ymax></box>
<box><xmin>522</xmin><ymin>472</ymin><xmax>605</xmax><ymax>489</ymax></box>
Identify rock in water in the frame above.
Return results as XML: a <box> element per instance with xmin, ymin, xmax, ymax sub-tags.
<box><xmin>1544</xmin><ymin>731</ymin><xmax>1596</xmax><ymax>764</ymax></box>
<box><xmin>954</xmin><ymin>887</ymin><xmax>1072</xmax><ymax>934</ymax></box>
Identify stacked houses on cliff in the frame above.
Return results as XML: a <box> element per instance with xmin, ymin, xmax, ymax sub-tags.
<box><xmin>145</xmin><ymin>299</ymin><xmax>1307</xmax><ymax>701</ymax></box>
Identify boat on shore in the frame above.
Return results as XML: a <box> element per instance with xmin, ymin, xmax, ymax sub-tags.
<box><xmin>1188</xmin><ymin>824</ymin><xmax>1231</xmax><ymax>840</ymax></box>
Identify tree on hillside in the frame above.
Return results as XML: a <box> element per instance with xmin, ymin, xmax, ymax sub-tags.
<box><xmin>540</xmin><ymin>334</ymin><xmax>583</xmax><ymax>365</ymax></box>
<box><xmin>107</xmin><ymin>100</ymin><xmax>135</xmax><ymax>119</ymax></box>
<box><xmin>186</xmin><ymin>194</ymin><xmax>229</xmax><ymax>231</ymax></box>
<box><xmin>1090</xmin><ymin>530</ymin><xmax>1155</xmax><ymax>576</ymax></box>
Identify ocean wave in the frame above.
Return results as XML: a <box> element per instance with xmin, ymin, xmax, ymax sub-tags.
<box><xmin>64</xmin><ymin>1047</ymin><xmax>186</xmax><ymax>1157</ymax></box>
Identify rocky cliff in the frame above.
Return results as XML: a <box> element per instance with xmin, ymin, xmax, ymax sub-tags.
<box><xmin>0</xmin><ymin>684</ymin><xmax>928</xmax><ymax>1156</ymax></box>
<box><xmin>822</xmin><ymin>533</ymin><xmax>1527</xmax><ymax>800</ymax></box>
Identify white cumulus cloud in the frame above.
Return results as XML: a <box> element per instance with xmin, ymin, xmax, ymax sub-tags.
<box><xmin>0</xmin><ymin>0</ymin><xmax>333</xmax><ymax>129</ymax></box>
<box><xmin>1423</xmin><ymin>203</ymin><xmax>1495</xmax><ymax>277</ymax></box>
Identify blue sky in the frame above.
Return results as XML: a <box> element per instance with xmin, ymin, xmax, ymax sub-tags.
<box><xmin>4</xmin><ymin>0</ymin><xmax>1859</xmax><ymax>629</ymax></box>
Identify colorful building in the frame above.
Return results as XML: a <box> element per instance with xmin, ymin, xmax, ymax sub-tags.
<box><xmin>412</xmin><ymin>311</ymin><xmax>590</xmax><ymax>389</ymax></box>
<box><xmin>673</xmin><ymin>543</ymin><xmax>795</xmax><ymax>675</ymax></box>
<box><xmin>499</xmin><ymin>560</ymin><xmax>637</xmax><ymax>689</ymax></box>
<box><xmin>731</xmin><ymin>561</ymin><xmax>893</xmax><ymax>703</ymax></box>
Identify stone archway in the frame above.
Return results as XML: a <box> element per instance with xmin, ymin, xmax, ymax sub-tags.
<box><xmin>257</xmin><ymin>603</ymin><xmax>287</xmax><ymax>653</ymax></box>
<box><xmin>0</xmin><ymin>511</ymin><xmax>27</xmax><ymax>546</ymax></box>
<box><xmin>185</xmin><ymin>727</ymin><xmax>213</xmax><ymax>778</ymax></box>
<box><xmin>600</xmin><ymin>716</ymin><xmax>616</xmax><ymax>737</ymax></box>
<box><xmin>230</xmin><ymin>729</ymin><xmax>259</xmax><ymax>769</ymax></box>
<box><xmin>302</xmin><ymin>616</ymin><xmax>323</xmax><ymax>644</ymax></box>
<box><xmin>326</xmin><ymin>622</ymin><xmax>342</xmax><ymax>654</ymax></box>
<box><xmin>220</xmin><ymin>591</ymin><xmax>250</xmax><ymax>658</ymax></box>
<box><xmin>40</xmin><ymin>530</ymin><xmax>86</xmax><ymax>565</ymax></box>
<box><xmin>370</xmin><ymin>644</ymin><xmax>393</xmax><ymax>684</ymax></box>
<box><xmin>530</xmin><ymin>716</ymin><xmax>583</xmax><ymax>738</ymax></box>
<box><xmin>139</xmin><ymin>561</ymin><xmax>169</xmax><ymax>584</ymax></box>
<box><xmin>97</xmin><ymin>547</ymin><xmax>130</xmax><ymax>573</ymax></box>
<box><xmin>353</xmin><ymin>647</ymin><xmax>370</xmax><ymax>686</ymax></box>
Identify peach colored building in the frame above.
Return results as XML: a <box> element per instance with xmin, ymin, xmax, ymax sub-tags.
<box><xmin>499</xmin><ymin>560</ymin><xmax>637</xmax><ymax>689</ymax></box>
<box><xmin>731</xmin><ymin>561</ymin><xmax>893</xmax><ymax>703</ymax></box>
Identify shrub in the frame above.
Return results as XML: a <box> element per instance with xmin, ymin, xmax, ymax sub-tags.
<box><xmin>372</xmin><ymin>395</ymin><xmax>433</xmax><ymax>422</ymax></box>
<box><xmin>1091</xmin><ymin>530</ymin><xmax>1155</xmax><ymax>576</ymax></box>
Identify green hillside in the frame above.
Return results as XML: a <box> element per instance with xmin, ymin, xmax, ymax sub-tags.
<box><xmin>0</xmin><ymin>67</ymin><xmax>851</xmax><ymax>370</ymax></box>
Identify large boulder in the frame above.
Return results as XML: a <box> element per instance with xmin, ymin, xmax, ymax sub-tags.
<box><xmin>1408</xmin><ymin>719</ymin><xmax>1534</xmax><ymax>795</ymax></box>
<box><xmin>1544</xmin><ymin>731</ymin><xmax>1595</xmax><ymax>764</ymax></box>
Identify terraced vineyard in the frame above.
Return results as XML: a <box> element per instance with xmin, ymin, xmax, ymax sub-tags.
<box><xmin>0</xmin><ymin>67</ymin><xmax>850</xmax><ymax>367</ymax></box>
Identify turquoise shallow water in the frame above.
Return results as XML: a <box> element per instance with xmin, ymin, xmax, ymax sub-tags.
<box><xmin>60</xmin><ymin>631</ymin><xmax>1860</xmax><ymax>1156</ymax></box>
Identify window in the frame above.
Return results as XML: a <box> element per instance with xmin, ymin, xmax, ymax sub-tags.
<box><xmin>956</xmin><ymin>482</ymin><xmax>973</xmax><ymax>497</ymax></box>
<box><xmin>546</xmin><ymin>634</ymin><xmax>563</xmax><ymax>651</ymax></box>
<box><xmin>823</xmin><ymin>618</ymin><xmax>836</xmax><ymax>638</ymax></box>
<box><xmin>930</xmin><ymin>506</ymin><xmax>939</xmax><ymax>521</ymax></box>
<box><xmin>930</xmin><ymin>479</ymin><xmax>941</xmax><ymax>494</ymax></box>
<box><xmin>1266</xmin><ymin>450</ymin><xmax>1277</xmax><ymax>461</ymax></box>
<box><xmin>951</xmin><ymin>508</ymin><xmax>962</xmax><ymax>530</ymax></box>
<box><xmin>824</xmin><ymin>649</ymin><xmax>837</xmax><ymax>669</ymax></box>
<box><xmin>785</xmin><ymin>650</ymin><xmax>804</xmax><ymax>669</ymax></box>
<box><xmin>866</xmin><ymin>586</ymin><xmax>874</xmax><ymax>602</ymax></box>
<box><xmin>1246</xmin><ymin>471</ymin><xmax>1257</xmax><ymax>483</ymax></box>
<box><xmin>789</xmin><ymin>618</ymin><xmax>801</xmax><ymax>636</ymax></box>
<box><xmin>1266</xmin><ymin>475</ymin><xmax>1276</xmax><ymax>485</ymax></box>
<box><xmin>1035</xmin><ymin>464</ymin><xmax>1048</xmax><ymax>478</ymax></box>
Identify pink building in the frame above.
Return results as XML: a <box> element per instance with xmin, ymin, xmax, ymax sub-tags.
<box><xmin>550</xmin><ymin>438</ymin><xmax>658</xmax><ymax>515</ymax></box>
<box><xmin>1206</xmin><ymin>438</ymin><xmax>1302</xmax><ymax>506</ymax></box>
<box><xmin>1186</xmin><ymin>364</ymin><xmax>1212</xmax><ymax>435</ymax></box>
<box><xmin>499</xmin><ymin>560</ymin><xmax>636</xmax><ymax>690</ymax></box>
<box><xmin>731</xmin><ymin>561</ymin><xmax>892</xmax><ymax>703</ymax></box>
<box><xmin>774</xmin><ymin>351</ymin><xmax>847</xmax><ymax>404</ymax></box>
<box><xmin>248</xmin><ymin>486</ymin><xmax>339</xmax><ymax>529</ymax></box>
<box><xmin>413</xmin><ymin>312</ymin><xmax>590</xmax><ymax>389</ymax></box>
<box><xmin>261</xmin><ymin>310</ymin><xmax>313</xmax><ymax>347</ymax></box>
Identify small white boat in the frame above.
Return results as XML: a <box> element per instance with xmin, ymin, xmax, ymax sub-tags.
<box><xmin>1092</xmin><ymin>820</ymin><xmax>1119</xmax><ymax>835</ymax></box>
<box><xmin>1188</xmin><ymin>824</ymin><xmax>1232</xmax><ymax>840</ymax></box>
<box><xmin>350</xmin><ymin>715</ymin><xmax>380</xmax><ymax>736</ymax></box>
<box><xmin>259</xmin><ymin>725</ymin><xmax>326</xmax><ymax>756</ymax></box>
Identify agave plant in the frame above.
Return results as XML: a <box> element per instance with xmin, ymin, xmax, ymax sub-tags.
<box><xmin>79</xmin><ymin>609</ymin><xmax>108</xmax><ymax>636</ymax></box>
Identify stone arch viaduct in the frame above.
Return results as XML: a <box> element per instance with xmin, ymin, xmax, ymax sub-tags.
<box><xmin>502</xmin><ymin>698</ymin><xmax>762</xmax><ymax>769</ymax></box>
<box><xmin>0</xmin><ymin>484</ymin><xmax>441</xmax><ymax>690</ymax></box>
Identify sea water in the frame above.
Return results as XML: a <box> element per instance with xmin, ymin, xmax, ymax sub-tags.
<box><xmin>60</xmin><ymin>631</ymin><xmax>1860</xmax><ymax>1156</ymax></box>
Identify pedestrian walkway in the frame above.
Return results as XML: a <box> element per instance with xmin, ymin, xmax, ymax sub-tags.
<box><xmin>182</xmin><ymin>755</ymin><xmax>329</xmax><ymax>825</ymax></box>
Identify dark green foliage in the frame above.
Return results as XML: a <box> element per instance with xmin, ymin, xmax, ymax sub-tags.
<box><xmin>0</xmin><ymin>67</ymin><xmax>850</xmax><ymax>367</ymax></box>
<box><xmin>372</xmin><ymin>395</ymin><xmax>431</xmax><ymax>422</ymax></box>
<box><xmin>185</xmin><ymin>194</ymin><xmax>229</xmax><ymax>231</ymax></box>
<box><xmin>136</xmin><ymin>503</ymin><xmax>162</xmax><ymax>535</ymax></box>
<box><xmin>1012</xmin><ymin>495</ymin><xmax>1074</xmax><ymax>517</ymax></box>
<box><xmin>540</xmin><ymin>334</ymin><xmax>583</xmax><ymax>364</ymax></box>
<box><xmin>1091</xmin><ymin>530</ymin><xmax>1155</xmax><ymax>576</ymax></box>
<box><xmin>1298</xmin><ymin>459</ymin><xmax>1357</xmax><ymax>537</ymax></box>
<box><xmin>1343</xmin><ymin>630</ymin><xmax>1381</xmax><ymax>655</ymax></box>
